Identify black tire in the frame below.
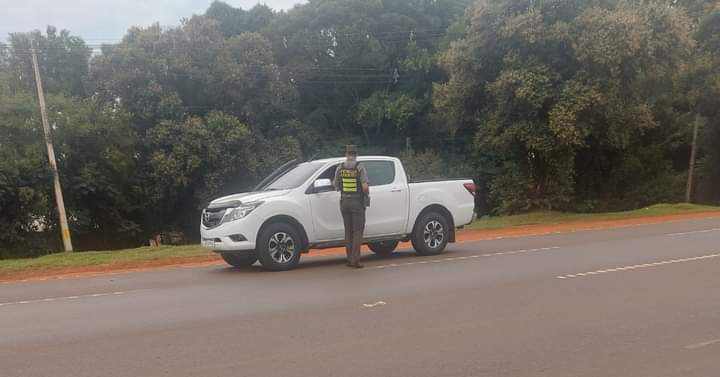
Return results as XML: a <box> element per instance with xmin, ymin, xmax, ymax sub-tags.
<box><xmin>221</xmin><ymin>253</ymin><xmax>257</xmax><ymax>268</ymax></box>
<box><xmin>411</xmin><ymin>212</ymin><xmax>450</xmax><ymax>256</ymax></box>
<box><xmin>256</xmin><ymin>222</ymin><xmax>302</xmax><ymax>271</ymax></box>
<box><xmin>368</xmin><ymin>240</ymin><xmax>400</xmax><ymax>256</ymax></box>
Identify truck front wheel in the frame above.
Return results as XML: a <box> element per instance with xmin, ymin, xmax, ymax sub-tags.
<box><xmin>256</xmin><ymin>222</ymin><xmax>302</xmax><ymax>271</ymax></box>
<box><xmin>412</xmin><ymin>212</ymin><xmax>450</xmax><ymax>256</ymax></box>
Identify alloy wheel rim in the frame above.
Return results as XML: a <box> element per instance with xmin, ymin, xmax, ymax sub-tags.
<box><xmin>268</xmin><ymin>232</ymin><xmax>295</xmax><ymax>264</ymax></box>
<box><xmin>423</xmin><ymin>220</ymin><xmax>445</xmax><ymax>249</ymax></box>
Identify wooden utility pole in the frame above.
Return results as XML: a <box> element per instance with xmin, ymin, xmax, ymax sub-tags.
<box><xmin>685</xmin><ymin>114</ymin><xmax>701</xmax><ymax>203</ymax></box>
<box><xmin>31</xmin><ymin>43</ymin><xmax>73</xmax><ymax>252</ymax></box>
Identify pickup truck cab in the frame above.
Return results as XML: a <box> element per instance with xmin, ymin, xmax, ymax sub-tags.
<box><xmin>201</xmin><ymin>156</ymin><xmax>475</xmax><ymax>270</ymax></box>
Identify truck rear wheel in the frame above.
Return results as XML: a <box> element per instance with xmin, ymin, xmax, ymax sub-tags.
<box><xmin>412</xmin><ymin>212</ymin><xmax>450</xmax><ymax>256</ymax></box>
<box><xmin>221</xmin><ymin>253</ymin><xmax>257</xmax><ymax>268</ymax></box>
<box><xmin>368</xmin><ymin>240</ymin><xmax>399</xmax><ymax>256</ymax></box>
<box><xmin>256</xmin><ymin>222</ymin><xmax>302</xmax><ymax>271</ymax></box>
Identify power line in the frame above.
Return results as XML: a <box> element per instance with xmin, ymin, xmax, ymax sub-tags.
<box><xmin>18</xmin><ymin>27</ymin><xmax>453</xmax><ymax>43</ymax></box>
<box><xmin>0</xmin><ymin>30</ymin><xmax>452</xmax><ymax>53</ymax></box>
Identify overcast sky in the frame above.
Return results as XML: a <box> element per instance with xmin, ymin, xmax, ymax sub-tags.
<box><xmin>0</xmin><ymin>0</ymin><xmax>304</xmax><ymax>42</ymax></box>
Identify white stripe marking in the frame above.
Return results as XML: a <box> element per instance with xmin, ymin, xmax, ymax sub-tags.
<box><xmin>367</xmin><ymin>247</ymin><xmax>561</xmax><ymax>270</ymax></box>
<box><xmin>686</xmin><ymin>338</ymin><xmax>720</xmax><ymax>350</ymax></box>
<box><xmin>667</xmin><ymin>228</ymin><xmax>720</xmax><ymax>237</ymax></box>
<box><xmin>557</xmin><ymin>253</ymin><xmax>720</xmax><ymax>279</ymax></box>
<box><xmin>0</xmin><ymin>291</ymin><xmax>134</xmax><ymax>308</ymax></box>
<box><xmin>362</xmin><ymin>301</ymin><xmax>387</xmax><ymax>308</ymax></box>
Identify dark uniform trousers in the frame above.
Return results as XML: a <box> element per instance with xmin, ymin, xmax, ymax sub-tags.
<box><xmin>340</xmin><ymin>196</ymin><xmax>365</xmax><ymax>265</ymax></box>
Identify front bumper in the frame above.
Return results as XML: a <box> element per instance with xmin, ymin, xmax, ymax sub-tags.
<box><xmin>200</xmin><ymin>215</ymin><xmax>260</xmax><ymax>252</ymax></box>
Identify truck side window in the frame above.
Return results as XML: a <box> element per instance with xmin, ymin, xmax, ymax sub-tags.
<box><xmin>362</xmin><ymin>161</ymin><xmax>395</xmax><ymax>186</ymax></box>
<box><xmin>318</xmin><ymin>164</ymin><xmax>339</xmax><ymax>180</ymax></box>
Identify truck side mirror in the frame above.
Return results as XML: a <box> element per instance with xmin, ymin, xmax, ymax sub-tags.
<box><xmin>313</xmin><ymin>178</ymin><xmax>334</xmax><ymax>193</ymax></box>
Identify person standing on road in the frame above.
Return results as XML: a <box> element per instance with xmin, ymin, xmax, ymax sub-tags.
<box><xmin>334</xmin><ymin>145</ymin><xmax>370</xmax><ymax>268</ymax></box>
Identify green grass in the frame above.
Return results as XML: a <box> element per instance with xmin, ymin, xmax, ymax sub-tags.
<box><xmin>469</xmin><ymin>203</ymin><xmax>720</xmax><ymax>230</ymax></box>
<box><xmin>0</xmin><ymin>245</ymin><xmax>211</xmax><ymax>276</ymax></box>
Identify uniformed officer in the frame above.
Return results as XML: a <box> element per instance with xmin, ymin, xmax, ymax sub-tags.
<box><xmin>333</xmin><ymin>145</ymin><xmax>369</xmax><ymax>268</ymax></box>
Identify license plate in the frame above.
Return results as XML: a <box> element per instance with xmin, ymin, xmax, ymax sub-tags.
<box><xmin>202</xmin><ymin>240</ymin><xmax>215</xmax><ymax>248</ymax></box>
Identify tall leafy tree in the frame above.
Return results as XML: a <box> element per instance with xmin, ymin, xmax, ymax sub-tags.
<box><xmin>6</xmin><ymin>27</ymin><xmax>91</xmax><ymax>97</ymax></box>
<box><xmin>266</xmin><ymin>0</ymin><xmax>470</xmax><ymax>153</ymax></box>
<box><xmin>47</xmin><ymin>96</ymin><xmax>139</xmax><ymax>249</ymax></box>
<box><xmin>205</xmin><ymin>1</ymin><xmax>275</xmax><ymax>37</ymax></box>
<box><xmin>436</xmin><ymin>0</ymin><xmax>694</xmax><ymax>212</ymax></box>
<box><xmin>145</xmin><ymin>112</ymin><xmax>262</xmax><ymax>236</ymax></box>
<box><xmin>691</xmin><ymin>10</ymin><xmax>720</xmax><ymax>203</ymax></box>
<box><xmin>0</xmin><ymin>90</ymin><xmax>52</xmax><ymax>257</ymax></box>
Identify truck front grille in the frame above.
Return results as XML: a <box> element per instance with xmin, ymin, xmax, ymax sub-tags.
<box><xmin>202</xmin><ymin>209</ymin><xmax>225</xmax><ymax>228</ymax></box>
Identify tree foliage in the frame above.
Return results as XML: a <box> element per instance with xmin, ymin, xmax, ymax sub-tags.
<box><xmin>436</xmin><ymin>0</ymin><xmax>697</xmax><ymax>212</ymax></box>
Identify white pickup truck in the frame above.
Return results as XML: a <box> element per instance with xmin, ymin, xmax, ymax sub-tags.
<box><xmin>200</xmin><ymin>156</ymin><xmax>475</xmax><ymax>270</ymax></box>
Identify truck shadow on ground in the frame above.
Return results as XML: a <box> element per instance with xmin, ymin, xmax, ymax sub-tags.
<box><xmin>210</xmin><ymin>247</ymin><xmax>466</xmax><ymax>274</ymax></box>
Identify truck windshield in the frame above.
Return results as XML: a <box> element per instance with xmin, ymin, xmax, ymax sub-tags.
<box><xmin>263</xmin><ymin>162</ymin><xmax>325</xmax><ymax>191</ymax></box>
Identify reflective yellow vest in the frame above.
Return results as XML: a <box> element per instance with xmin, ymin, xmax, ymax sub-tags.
<box><xmin>339</xmin><ymin>164</ymin><xmax>360</xmax><ymax>195</ymax></box>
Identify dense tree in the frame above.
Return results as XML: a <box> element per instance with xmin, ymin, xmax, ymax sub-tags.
<box><xmin>6</xmin><ymin>27</ymin><xmax>91</xmax><ymax>97</ymax></box>
<box><xmin>692</xmin><ymin>10</ymin><xmax>720</xmax><ymax>203</ymax></box>
<box><xmin>145</xmin><ymin>112</ymin><xmax>259</xmax><ymax>235</ymax></box>
<box><xmin>0</xmin><ymin>91</ymin><xmax>52</xmax><ymax>257</ymax></box>
<box><xmin>264</xmin><ymin>0</ymin><xmax>470</xmax><ymax>153</ymax></box>
<box><xmin>0</xmin><ymin>91</ymin><xmax>139</xmax><ymax>253</ymax></box>
<box><xmin>48</xmin><ymin>96</ymin><xmax>139</xmax><ymax>249</ymax></box>
<box><xmin>1</xmin><ymin>30</ymin><xmax>141</xmax><ymax>254</ymax></box>
<box><xmin>436</xmin><ymin>0</ymin><xmax>694</xmax><ymax>213</ymax></box>
<box><xmin>205</xmin><ymin>1</ymin><xmax>275</xmax><ymax>37</ymax></box>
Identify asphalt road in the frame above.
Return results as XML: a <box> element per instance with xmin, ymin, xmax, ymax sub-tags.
<box><xmin>2</xmin><ymin>217</ymin><xmax>720</xmax><ymax>377</ymax></box>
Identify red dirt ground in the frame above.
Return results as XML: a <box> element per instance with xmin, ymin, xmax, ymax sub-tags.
<box><xmin>3</xmin><ymin>210</ymin><xmax>719</xmax><ymax>284</ymax></box>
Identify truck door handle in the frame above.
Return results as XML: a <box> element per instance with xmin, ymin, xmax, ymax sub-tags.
<box><xmin>391</xmin><ymin>187</ymin><xmax>402</xmax><ymax>193</ymax></box>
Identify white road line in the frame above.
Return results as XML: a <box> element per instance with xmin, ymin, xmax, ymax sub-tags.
<box><xmin>366</xmin><ymin>246</ymin><xmax>561</xmax><ymax>270</ymax></box>
<box><xmin>0</xmin><ymin>291</ymin><xmax>133</xmax><ymax>308</ymax></box>
<box><xmin>666</xmin><ymin>228</ymin><xmax>720</xmax><ymax>237</ymax></box>
<box><xmin>556</xmin><ymin>253</ymin><xmax>720</xmax><ymax>279</ymax></box>
<box><xmin>362</xmin><ymin>301</ymin><xmax>387</xmax><ymax>308</ymax></box>
<box><xmin>686</xmin><ymin>338</ymin><xmax>720</xmax><ymax>350</ymax></box>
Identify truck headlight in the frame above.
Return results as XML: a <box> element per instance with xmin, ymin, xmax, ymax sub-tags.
<box><xmin>222</xmin><ymin>201</ymin><xmax>263</xmax><ymax>223</ymax></box>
